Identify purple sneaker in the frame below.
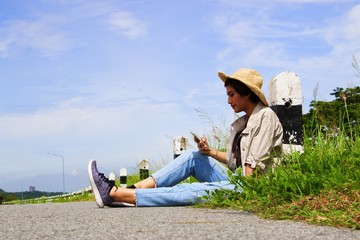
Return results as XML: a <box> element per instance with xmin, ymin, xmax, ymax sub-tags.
<box><xmin>88</xmin><ymin>159</ymin><xmax>116</xmax><ymax>208</ymax></box>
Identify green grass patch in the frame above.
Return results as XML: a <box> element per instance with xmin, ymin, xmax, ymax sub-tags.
<box><xmin>201</xmin><ymin>126</ymin><xmax>360</xmax><ymax>229</ymax></box>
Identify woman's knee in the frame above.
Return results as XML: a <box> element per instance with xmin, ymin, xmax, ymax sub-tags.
<box><xmin>182</xmin><ymin>149</ymin><xmax>208</xmax><ymax>161</ymax></box>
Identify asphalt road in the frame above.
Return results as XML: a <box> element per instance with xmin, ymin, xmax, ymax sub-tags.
<box><xmin>0</xmin><ymin>202</ymin><xmax>359</xmax><ymax>240</ymax></box>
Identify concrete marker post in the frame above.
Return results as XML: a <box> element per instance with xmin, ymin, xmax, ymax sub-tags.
<box><xmin>119</xmin><ymin>168</ymin><xmax>127</xmax><ymax>188</ymax></box>
<box><xmin>108</xmin><ymin>172</ymin><xmax>116</xmax><ymax>181</ymax></box>
<box><xmin>173</xmin><ymin>136</ymin><xmax>188</xmax><ymax>159</ymax></box>
<box><xmin>173</xmin><ymin>136</ymin><xmax>192</xmax><ymax>182</ymax></box>
<box><xmin>268</xmin><ymin>71</ymin><xmax>304</xmax><ymax>154</ymax></box>
<box><xmin>139</xmin><ymin>159</ymin><xmax>149</xmax><ymax>180</ymax></box>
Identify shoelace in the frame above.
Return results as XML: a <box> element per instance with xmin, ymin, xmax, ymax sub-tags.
<box><xmin>98</xmin><ymin>172</ymin><xmax>118</xmax><ymax>192</ymax></box>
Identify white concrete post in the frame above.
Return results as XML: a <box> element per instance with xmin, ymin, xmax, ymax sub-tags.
<box><xmin>108</xmin><ymin>172</ymin><xmax>116</xmax><ymax>181</ymax></box>
<box><xmin>139</xmin><ymin>159</ymin><xmax>149</xmax><ymax>180</ymax></box>
<box><xmin>268</xmin><ymin>71</ymin><xmax>303</xmax><ymax>153</ymax></box>
<box><xmin>119</xmin><ymin>168</ymin><xmax>127</xmax><ymax>188</ymax></box>
<box><xmin>173</xmin><ymin>136</ymin><xmax>188</xmax><ymax>159</ymax></box>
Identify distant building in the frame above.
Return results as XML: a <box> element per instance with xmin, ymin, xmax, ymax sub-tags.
<box><xmin>29</xmin><ymin>186</ymin><xmax>36</xmax><ymax>192</ymax></box>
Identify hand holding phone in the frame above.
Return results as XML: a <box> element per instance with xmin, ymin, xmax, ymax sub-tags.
<box><xmin>190</xmin><ymin>132</ymin><xmax>201</xmax><ymax>144</ymax></box>
<box><xmin>191</xmin><ymin>132</ymin><xmax>210</xmax><ymax>154</ymax></box>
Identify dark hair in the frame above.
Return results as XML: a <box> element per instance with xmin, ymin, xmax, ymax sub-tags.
<box><xmin>224</xmin><ymin>78</ymin><xmax>260</xmax><ymax>104</ymax></box>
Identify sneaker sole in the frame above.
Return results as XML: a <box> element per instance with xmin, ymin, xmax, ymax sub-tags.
<box><xmin>108</xmin><ymin>201</ymin><xmax>135</xmax><ymax>207</ymax></box>
<box><xmin>88</xmin><ymin>159</ymin><xmax>105</xmax><ymax>208</ymax></box>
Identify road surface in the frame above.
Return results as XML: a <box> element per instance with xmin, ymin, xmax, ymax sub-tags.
<box><xmin>0</xmin><ymin>202</ymin><xmax>359</xmax><ymax>239</ymax></box>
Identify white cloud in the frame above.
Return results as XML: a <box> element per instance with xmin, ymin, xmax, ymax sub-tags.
<box><xmin>0</xmin><ymin>90</ymin><xmax>215</xmax><ymax>191</ymax></box>
<box><xmin>0</xmin><ymin>1</ymin><xmax>147</xmax><ymax>58</ymax></box>
<box><xmin>280</xmin><ymin>0</ymin><xmax>353</xmax><ymax>2</ymax></box>
<box><xmin>70</xmin><ymin>169</ymin><xmax>80</xmax><ymax>176</ymax></box>
<box><xmin>108</xmin><ymin>11</ymin><xmax>147</xmax><ymax>39</ymax></box>
<box><xmin>0</xmin><ymin>15</ymin><xmax>72</xmax><ymax>57</ymax></box>
<box><xmin>214</xmin><ymin>3</ymin><xmax>360</xmax><ymax>62</ymax></box>
<box><xmin>211</xmin><ymin>1</ymin><xmax>360</xmax><ymax>112</ymax></box>
<box><xmin>70</xmin><ymin>0</ymin><xmax>115</xmax><ymax>19</ymax></box>
<box><xmin>325</xmin><ymin>4</ymin><xmax>360</xmax><ymax>56</ymax></box>
<box><xmin>216</xmin><ymin>0</ymin><xmax>354</xmax><ymax>5</ymax></box>
<box><xmin>0</xmin><ymin>100</ymin><xmax>172</xmax><ymax>140</ymax></box>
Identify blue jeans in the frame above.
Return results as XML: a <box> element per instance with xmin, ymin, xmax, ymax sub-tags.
<box><xmin>135</xmin><ymin>150</ymin><xmax>236</xmax><ymax>207</ymax></box>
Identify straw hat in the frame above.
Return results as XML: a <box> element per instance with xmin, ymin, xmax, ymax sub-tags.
<box><xmin>218</xmin><ymin>68</ymin><xmax>269</xmax><ymax>106</ymax></box>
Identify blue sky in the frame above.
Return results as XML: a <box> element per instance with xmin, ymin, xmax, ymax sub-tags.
<box><xmin>1</xmin><ymin>0</ymin><xmax>359</xmax><ymax>192</ymax></box>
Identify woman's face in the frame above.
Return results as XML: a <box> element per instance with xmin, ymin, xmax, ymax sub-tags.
<box><xmin>226</xmin><ymin>85</ymin><xmax>248</xmax><ymax>113</ymax></box>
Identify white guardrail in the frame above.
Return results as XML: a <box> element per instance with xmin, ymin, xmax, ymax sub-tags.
<box><xmin>2</xmin><ymin>186</ymin><xmax>93</xmax><ymax>205</ymax></box>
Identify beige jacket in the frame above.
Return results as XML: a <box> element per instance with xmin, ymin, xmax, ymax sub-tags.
<box><xmin>226</xmin><ymin>102</ymin><xmax>283</xmax><ymax>176</ymax></box>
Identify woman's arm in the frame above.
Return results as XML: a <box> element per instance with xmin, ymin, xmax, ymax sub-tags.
<box><xmin>208</xmin><ymin>149</ymin><xmax>227</xmax><ymax>164</ymax></box>
<box><xmin>197</xmin><ymin>137</ymin><xmax>227</xmax><ymax>164</ymax></box>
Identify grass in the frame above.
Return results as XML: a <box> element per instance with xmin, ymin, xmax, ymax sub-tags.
<box><xmin>51</xmin><ymin>192</ymin><xmax>95</xmax><ymax>203</ymax></box>
<box><xmin>200</xmin><ymin>125</ymin><xmax>360</xmax><ymax>229</ymax></box>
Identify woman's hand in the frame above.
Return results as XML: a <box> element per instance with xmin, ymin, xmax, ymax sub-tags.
<box><xmin>197</xmin><ymin>137</ymin><xmax>210</xmax><ymax>155</ymax></box>
<box><xmin>196</xmin><ymin>137</ymin><xmax>227</xmax><ymax>164</ymax></box>
<box><xmin>245</xmin><ymin>164</ymin><xmax>255</xmax><ymax>176</ymax></box>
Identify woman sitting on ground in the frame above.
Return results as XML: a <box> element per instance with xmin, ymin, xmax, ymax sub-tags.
<box><xmin>88</xmin><ymin>68</ymin><xmax>283</xmax><ymax>207</ymax></box>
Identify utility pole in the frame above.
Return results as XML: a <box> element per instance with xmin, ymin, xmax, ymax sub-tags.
<box><xmin>47</xmin><ymin>153</ymin><xmax>65</xmax><ymax>194</ymax></box>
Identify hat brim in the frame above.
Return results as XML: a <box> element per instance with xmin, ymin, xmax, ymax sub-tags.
<box><xmin>218</xmin><ymin>71</ymin><xmax>269</xmax><ymax>106</ymax></box>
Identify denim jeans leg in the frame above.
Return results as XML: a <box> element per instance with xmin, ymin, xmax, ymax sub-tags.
<box><xmin>151</xmin><ymin>150</ymin><xmax>229</xmax><ymax>187</ymax></box>
<box><xmin>135</xmin><ymin>181</ymin><xmax>235</xmax><ymax>207</ymax></box>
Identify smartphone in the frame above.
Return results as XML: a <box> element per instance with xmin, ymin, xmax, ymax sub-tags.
<box><xmin>190</xmin><ymin>132</ymin><xmax>201</xmax><ymax>143</ymax></box>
